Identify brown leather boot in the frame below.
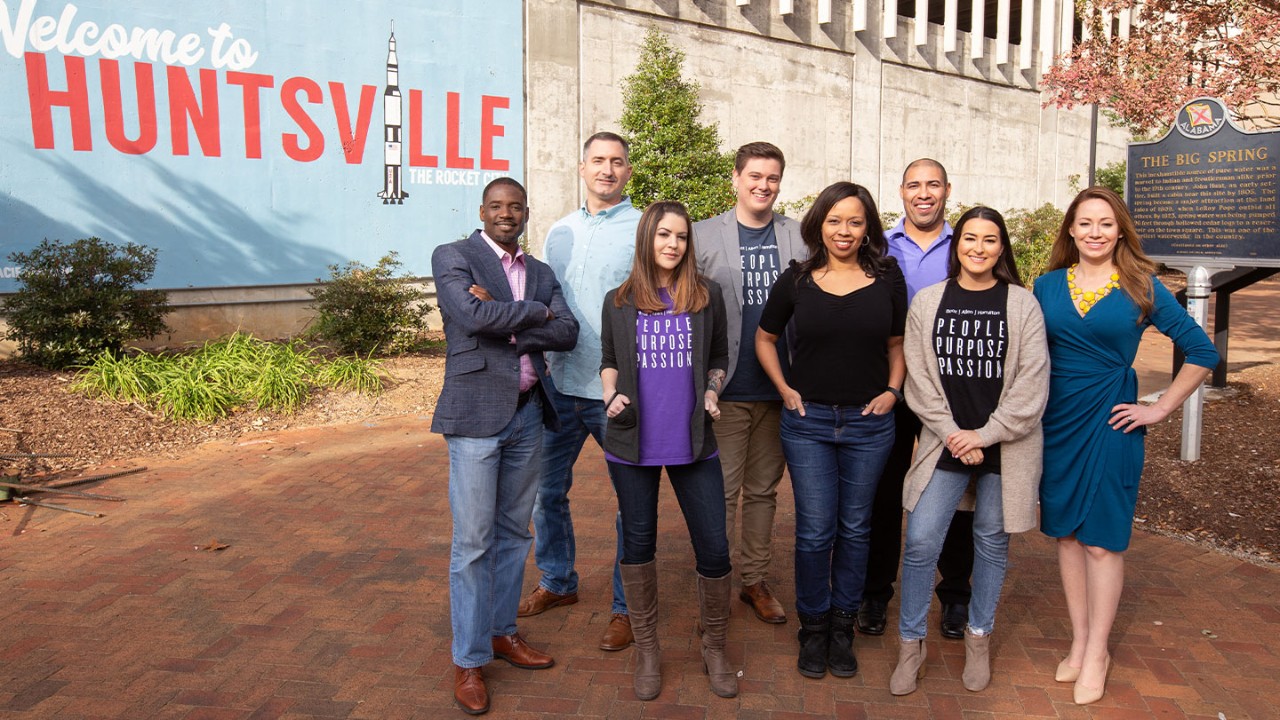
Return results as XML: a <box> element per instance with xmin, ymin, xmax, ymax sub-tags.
<box><xmin>698</xmin><ymin>573</ymin><xmax>738</xmax><ymax>698</ymax></box>
<box><xmin>599</xmin><ymin>613</ymin><xmax>634</xmax><ymax>651</ymax></box>
<box><xmin>620</xmin><ymin>561</ymin><xmax>661</xmax><ymax>700</ymax></box>
<box><xmin>739</xmin><ymin>581</ymin><xmax>787</xmax><ymax>623</ymax></box>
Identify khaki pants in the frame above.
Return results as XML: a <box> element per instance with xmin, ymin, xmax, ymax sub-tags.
<box><xmin>715</xmin><ymin>400</ymin><xmax>786</xmax><ymax>585</ymax></box>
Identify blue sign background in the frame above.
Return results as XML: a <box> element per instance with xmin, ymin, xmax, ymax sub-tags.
<box><xmin>0</xmin><ymin>0</ymin><xmax>525</xmax><ymax>291</ymax></box>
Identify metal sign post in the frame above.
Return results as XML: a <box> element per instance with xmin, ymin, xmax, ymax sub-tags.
<box><xmin>1180</xmin><ymin>266</ymin><xmax>1211</xmax><ymax>461</ymax></box>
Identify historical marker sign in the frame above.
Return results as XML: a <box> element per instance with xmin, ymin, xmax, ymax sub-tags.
<box><xmin>1128</xmin><ymin>97</ymin><xmax>1280</xmax><ymax>268</ymax></box>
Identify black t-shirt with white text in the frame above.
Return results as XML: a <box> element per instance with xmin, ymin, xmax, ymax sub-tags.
<box><xmin>932</xmin><ymin>280</ymin><xmax>1008</xmax><ymax>473</ymax></box>
<box><xmin>722</xmin><ymin>221</ymin><xmax>785</xmax><ymax>401</ymax></box>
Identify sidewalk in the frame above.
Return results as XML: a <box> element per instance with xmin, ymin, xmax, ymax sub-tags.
<box><xmin>1133</xmin><ymin>275</ymin><xmax>1279</xmax><ymax>396</ymax></box>
<box><xmin>2</xmin><ymin>414</ymin><xmax>1277</xmax><ymax>719</ymax></box>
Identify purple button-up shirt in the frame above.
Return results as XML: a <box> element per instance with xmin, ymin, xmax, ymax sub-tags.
<box><xmin>885</xmin><ymin>219</ymin><xmax>954</xmax><ymax>304</ymax></box>
<box><xmin>481</xmin><ymin>232</ymin><xmax>538</xmax><ymax>393</ymax></box>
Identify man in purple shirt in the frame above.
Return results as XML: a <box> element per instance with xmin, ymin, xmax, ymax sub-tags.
<box><xmin>859</xmin><ymin>159</ymin><xmax>976</xmax><ymax>641</ymax></box>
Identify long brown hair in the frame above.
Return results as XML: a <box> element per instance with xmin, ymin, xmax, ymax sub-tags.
<box><xmin>1049</xmin><ymin>186</ymin><xmax>1156</xmax><ymax>321</ymax></box>
<box><xmin>614</xmin><ymin>201</ymin><xmax>709</xmax><ymax>314</ymax></box>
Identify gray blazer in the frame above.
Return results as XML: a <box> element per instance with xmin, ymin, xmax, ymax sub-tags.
<box><xmin>430</xmin><ymin>231</ymin><xmax>579</xmax><ymax>438</ymax></box>
<box><xmin>599</xmin><ymin>281</ymin><xmax>729</xmax><ymax>464</ymax></box>
<box><xmin>693</xmin><ymin>208</ymin><xmax>806</xmax><ymax>385</ymax></box>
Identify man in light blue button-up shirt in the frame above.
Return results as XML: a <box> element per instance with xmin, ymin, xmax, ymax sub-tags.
<box><xmin>518</xmin><ymin>132</ymin><xmax>642</xmax><ymax>652</ymax></box>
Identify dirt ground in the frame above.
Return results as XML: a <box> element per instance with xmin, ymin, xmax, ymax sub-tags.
<box><xmin>2</xmin><ymin>335</ymin><xmax>1276</xmax><ymax>565</ymax></box>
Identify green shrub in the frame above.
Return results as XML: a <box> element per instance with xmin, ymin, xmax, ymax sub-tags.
<box><xmin>3</xmin><ymin>237</ymin><xmax>169</xmax><ymax>368</ymax></box>
<box><xmin>774</xmin><ymin>194</ymin><xmax>816</xmax><ymax>219</ymax></box>
<box><xmin>620</xmin><ymin>28</ymin><xmax>736</xmax><ymax>220</ymax></box>
<box><xmin>1005</xmin><ymin>203</ymin><xmax>1064</xmax><ymax>285</ymax></box>
<box><xmin>307</xmin><ymin>252</ymin><xmax>431</xmax><ymax>355</ymax></box>
<box><xmin>72</xmin><ymin>332</ymin><xmax>385</xmax><ymax>422</ymax></box>
<box><xmin>1068</xmin><ymin>160</ymin><xmax>1126</xmax><ymax>198</ymax></box>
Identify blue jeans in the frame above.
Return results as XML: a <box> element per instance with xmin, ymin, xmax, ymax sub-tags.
<box><xmin>782</xmin><ymin>403</ymin><xmax>895</xmax><ymax>617</ymax></box>
<box><xmin>533</xmin><ymin>385</ymin><xmax>626</xmax><ymax>614</ymax></box>
<box><xmin>447</xmin><ymin>398</ymin><xmax>544</xmax><ymax>668</ymax></box>
<box><xmin>899</xmin><ymin>467</ymin><xmax>1009</xmax><ymax>639</ymax></box>
<box><xmin>608</xmin><ymin>457</ymin><xmax>732</xmax><ymax>578</ymax></box>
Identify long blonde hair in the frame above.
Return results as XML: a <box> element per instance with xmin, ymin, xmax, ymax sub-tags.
<box><xmin>614</xmin><ymin>201</ymin><xmax>709</xmax><ymax>314</ymax></box>
<box><xmin>1049</xmin><ymin>186</ymin><xmax>1156</xmax><ymax>321</ymax></box>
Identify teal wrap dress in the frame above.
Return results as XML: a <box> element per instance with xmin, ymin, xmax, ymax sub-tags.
<box><xmin>1033</xmin><ymin>269</ymin><xmax>1218</xmax><ymax>551</ymax></box>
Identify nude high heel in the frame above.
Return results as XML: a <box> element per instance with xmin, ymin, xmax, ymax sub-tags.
<box><xmin>1073</xmin><ymin>655</ymin><xmax>1111</xmax><ymax>705</ymax></box>
<box><xmin>1054</xmin><ymin>658</ymin><xmax>1080</xmax><ymax>683</ymax></box>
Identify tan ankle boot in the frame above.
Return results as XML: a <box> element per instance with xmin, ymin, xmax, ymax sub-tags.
<box><xmin>697</xmin><ymin>573</ymin><xmax>738</xmax><ymax>698</ymax></box>
<box><xmin>620</xmin><ymin>561</ymin><xmax>661</xmax><ymax>700</ymax></box>
<box><xmin>962</xmin><ymin>629</ymin><xmax>991</xmax><ymax>691</ymax></box>
<box><xmin>889</xmin><ymin>638</ymin><xmax>926</xmax><ymax>696</ymax></box>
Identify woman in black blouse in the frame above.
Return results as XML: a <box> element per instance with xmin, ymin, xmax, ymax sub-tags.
<box><xmin>756</xmin><ymin>181</ymin><xmax>907</xmax><ymax>680</ymax></box>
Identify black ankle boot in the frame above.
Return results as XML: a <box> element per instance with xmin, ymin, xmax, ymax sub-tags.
<box><xmin>828</xmin><ymin>608</ymin><xmax>858</xmax><ymax>677</ymax></box>
<box><xmin>797</xmin><ymin>612</ymin><xmax>830</xmax><ymax>678</ymax></box>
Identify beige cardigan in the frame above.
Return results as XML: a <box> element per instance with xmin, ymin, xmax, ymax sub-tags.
<box><xmin>903</xmin><ymin>281</ymin><xmax>1050</xmax><ymax>534</ymax></box>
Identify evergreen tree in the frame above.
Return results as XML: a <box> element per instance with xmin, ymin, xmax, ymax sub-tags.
<box><xmin>619</xmin><ymin>28</ymin><xmax>735</xmax><ymax>220</ymax></box>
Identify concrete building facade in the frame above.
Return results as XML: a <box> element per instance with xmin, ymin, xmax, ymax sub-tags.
<box><xmin>524</xmin><ymin>0</ymin><xmax>1129</xmax><ymax>247</ymax></box>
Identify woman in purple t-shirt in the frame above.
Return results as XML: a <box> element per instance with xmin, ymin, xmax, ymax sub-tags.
<box><xmin>600</xmin><ymin>201</ymin><xmax>733</xmax><ymax>702</ymax></box>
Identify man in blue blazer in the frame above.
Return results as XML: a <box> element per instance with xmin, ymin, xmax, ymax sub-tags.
<box><xmin>431</xmin><ymin>177</ymin><xmax>579</xmax><ymax>715</ymax></box>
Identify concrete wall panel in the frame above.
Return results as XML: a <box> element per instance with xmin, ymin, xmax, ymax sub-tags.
<box><xmin>573</xmin><ymin>6</ymin><xmax>856</xmax><ymax>220</ymax></box>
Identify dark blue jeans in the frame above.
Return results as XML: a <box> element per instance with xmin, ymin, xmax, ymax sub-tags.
<box><xmin>534</xmin><ymin>385</ymin><xmax>626</xmax><ymax>613</ymax></box>
<box><xmin>607</xmin><ymin>457</ymin><xmax>732</xmax><ymax>579</ymax></box>
<box><xmin>782</xmin><ymin>403</ymin><xmax>895</xmax><ymax>617</ymax></box>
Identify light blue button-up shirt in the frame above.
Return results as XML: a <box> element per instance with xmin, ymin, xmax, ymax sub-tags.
<box><xmin>542</xmin><ymin>198</ymin><xmax>641</xmax><ymax>400</ymax></box>
<box><xmin>885</xmin><ymin>218</ymin><xmax>954</xmax><ymax>304</ymax></box>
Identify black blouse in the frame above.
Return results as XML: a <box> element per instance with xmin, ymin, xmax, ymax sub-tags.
<box><xmin>759</xmin><ymin>262</ymin><xmax>907</xmax><ymax>406</ymax></box>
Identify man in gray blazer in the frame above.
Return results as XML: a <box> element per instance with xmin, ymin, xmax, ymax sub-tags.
<box><xmin>694</xmin><ymin>142</ymin><xmax>806</xmax><ymax>625</ymax></box>
<box><xmin>431</xmin><ymin>177</ymin><xmax>579</xmax><ymax>716</ymax></box>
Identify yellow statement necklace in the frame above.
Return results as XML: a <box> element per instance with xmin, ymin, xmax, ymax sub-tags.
<box><xmin>1067</xmin><ymin>264</ymin><xmax>1120</xmax><ymax>314</ymax></box>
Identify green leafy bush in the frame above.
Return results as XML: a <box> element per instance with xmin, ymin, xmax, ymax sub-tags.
<box><xmin>72</xmin><ymin>333</ymin><xmax>384</xmax><ymax>422</ymax></box>
<box><xmin>774</xmin><ymin>194</ymin><xmax>816</xmax><ymax>219</ymax></box>
<box><xmin>1005</xmin><ymin>203</ymin><xmax>1064</xmax><ymax>285</ymax></box>
<box><xmin>1068</xmin><ymin>159</ymin><xmax>1126</xmax><ymax>198</ymax></box>
<box><xmin>620</xmin><ymin>28</ymin><xmax>736</xmax><ymax>220</ymax></box>
<box><xmin>307</xmin><ymin>252</ymin><xmax>431</xmax><ymax>355</ymax></box>
<box><xmin>3</xmin><ymin>237</ymin><xmax>169</xmax><ymax>368</ymax></box>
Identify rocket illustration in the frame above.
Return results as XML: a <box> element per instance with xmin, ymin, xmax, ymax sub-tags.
<box><xmin>378</xmin><ymin>23</ymin><xmax>408</xmax><ymax>204</ymax></box>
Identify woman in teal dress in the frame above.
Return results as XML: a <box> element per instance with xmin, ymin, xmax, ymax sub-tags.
<box><xmin>1032</xmin><ymin>187</ymin><xmax>1217</xmax><ymax>706</ymax></box>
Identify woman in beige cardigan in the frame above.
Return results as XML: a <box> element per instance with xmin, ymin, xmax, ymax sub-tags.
<box><xmin>889</xmin><ymin>207</ymin><xmax>1049</xmax><ymax>696</ymax></box>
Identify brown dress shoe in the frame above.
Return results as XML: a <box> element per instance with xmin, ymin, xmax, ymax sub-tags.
<box><xmin>739</xmin><ymin>581</ymin><xmax>787</xmax><ymax>624</ymax></box>
<box><xmin>492</xmin><ymin>632</ymin><xmax>554</xmax><ymax>669</ymax></box>
<box><xmin>599</xmin><ymin>613</ymin><xmax>634</xmax><ymax>651</ymax></box>
<box><xmin>453</xmin><ymin>666</ymin><xmax>489</xmax><ymax>715</ymax></box>
<box><xmin>517</xmin><ymin>586</ymin><xmax>578</xmax><ymax>618</ymax></box>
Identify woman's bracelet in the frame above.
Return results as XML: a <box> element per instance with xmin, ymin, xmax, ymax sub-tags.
<box><xmin>885</xmin><ymin>386</ymin><xmax>904</xmax><ymax>403</ymax></box>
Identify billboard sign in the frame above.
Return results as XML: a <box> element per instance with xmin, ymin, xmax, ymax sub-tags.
<box><xmin>0</xmin><ymin>0</ymin><xmax>524</xmax><ymax>290</ymax></box>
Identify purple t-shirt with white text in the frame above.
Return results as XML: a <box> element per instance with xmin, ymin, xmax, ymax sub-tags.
<box><xmin>606</xmin><ymin>289</ymin><xmax>699</xmax><ymax>466</ymax></box>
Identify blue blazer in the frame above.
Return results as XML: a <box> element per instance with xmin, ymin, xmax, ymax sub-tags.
<box><xmin>430</xmin><ymin>231</ymin><xmax>579</xmax><ymax>437</ymax></box>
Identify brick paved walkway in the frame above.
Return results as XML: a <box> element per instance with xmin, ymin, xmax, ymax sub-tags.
<box><xmin>2</xmin><ymin>418</ymin><xmax>1277</xmax><ymax>719</ymax></box>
